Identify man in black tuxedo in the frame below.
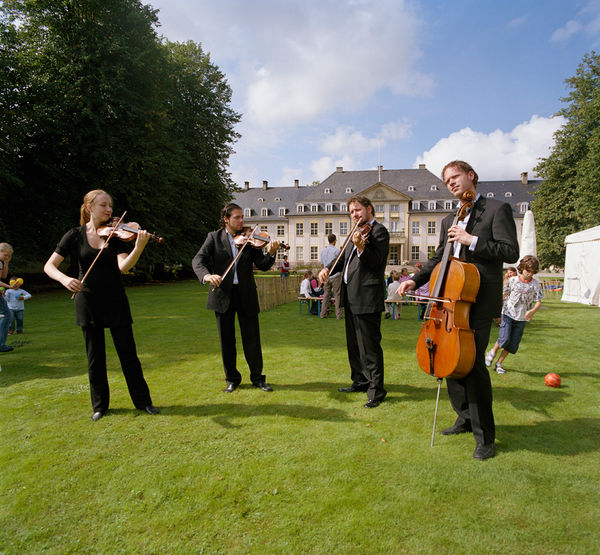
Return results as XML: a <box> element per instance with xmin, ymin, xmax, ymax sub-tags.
<box><xmin>399</xmin><ymin>160</ymin><xmax>519</xmax><ymax>460</ymax></box>
<box><xmin>192</xmin><ymin>203</ymin><xmax>281</xmax><ymax>392</ymax></box>
<box><xmin>319</xmin><ymin>195</ymin><xmax>390</xmax><ymax>408</ymax></box>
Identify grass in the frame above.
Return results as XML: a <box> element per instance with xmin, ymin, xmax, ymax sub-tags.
<box><xmin>1</xmin><ymin>281</ymin><xmax>599</xmax><ymax>553</ymax></box>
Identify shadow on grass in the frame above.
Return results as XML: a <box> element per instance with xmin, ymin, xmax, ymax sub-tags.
<box><xmin>108</xmin><ymin>401</ymin><xmax>353</xmax><ymax>428</ymax></box>
<box><xmin>497</xmin><ymin>417</ymin><xmax>600</xmax><ymax>455</ymax></box>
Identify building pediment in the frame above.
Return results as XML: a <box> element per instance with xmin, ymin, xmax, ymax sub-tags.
<box><xmin>361</xmin><ymin>182</ymin><xmax>412</xmax><ymax>202</ymax></box>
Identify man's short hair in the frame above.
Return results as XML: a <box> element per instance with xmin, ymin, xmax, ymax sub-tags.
<box><xmin>347</xmin><ymin>194</ymin><xmax>374</xmax><ymax>214</ymax></box>
<box><xmin>328</xmin><ymin>233</ymin><xmax>336</xmax><ymax>244</ymax></box>
<box><xmin>441</xmin><ymin>160</ymin><xmax>479</xmax><ymax>187</ymax></box>
<box><xmin>220</xmin><ymin>203</ymin><xmax>242</xmax><ymax>227</ymax></box>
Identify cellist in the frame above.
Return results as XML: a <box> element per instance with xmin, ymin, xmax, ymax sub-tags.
<box><xmin>398</xmin><ymin>161</ymin><xmax>519</xmax><ymax>460</ymax></box>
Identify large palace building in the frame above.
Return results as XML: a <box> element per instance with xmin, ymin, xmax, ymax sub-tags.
<box><xmin>233</xmin><ymin>164</ymin><xmax>539</xmax><ymax>268</ymax></box>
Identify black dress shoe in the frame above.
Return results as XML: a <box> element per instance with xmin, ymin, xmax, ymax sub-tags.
<box><xmin>440</xmin><ymin>423</ymin><xmax>472</xmax><ymax>435</ymax></box>
<box><xmin>145</xmin><ymin>405</ymin><xmax>160</xmax><ymax>415</ymax></box>
<box><xmin>338</xmin><ymin>384</ymin><xmax>368</xmax><ymax>392</ymax></box>
<box><xmin>91</xmin><ymin>411</ymin><xmax>104</xmax><ymax>422</ymax></box>
<box><xmin>224</xmin><ymin>383</ymin><xmax>238</xmax><ymax>393</ymax></box>
<box><xmin>364</xmin><ymin>400</ymin><xmax>381</xmax><ymax>408</ymax></box>
<box><xmin>0</xmin><ymin>345</ymin><xmax>14</xmax><ymax>352</ymax></box>
<box><xmin>473</xmin><ymin>443</ymin><xmax>495</xmax><ymax>460</ymax></box>
<box><xmin>253</xmin><ymin>382</ymin><xmax>273</xmax><ymax>392</ymax></box>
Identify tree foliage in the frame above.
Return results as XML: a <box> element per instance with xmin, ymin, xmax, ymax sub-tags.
<box><xmin>0</xmin><ymin>0</ymin><xmax>240</xmax><ymax>272</ymax></box>
<box><xmin>533</xmin><ymin>51</ymin><xmax>600</xmax><ymax>267</ymax></box>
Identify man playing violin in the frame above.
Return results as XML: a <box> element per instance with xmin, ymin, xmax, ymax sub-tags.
<box><xmin>398</xmin><ymin>161</ymin><xmax>519</xmax><ymax>460</ymax></box>
<box><xmin>192</xmin><ymin>203</ymin><xmax>281</xmax><ymax>392</ymax></box>
<box><xmin>319</xmin><ymin>195</ymin><xmax>389</xmax><ymax>408</ymax></box>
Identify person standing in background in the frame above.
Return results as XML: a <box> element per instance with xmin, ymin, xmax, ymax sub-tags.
<box><xmin>320</xmin><ymin>233</ymin><xmax>343</xmax><ymax>319</ymax></box>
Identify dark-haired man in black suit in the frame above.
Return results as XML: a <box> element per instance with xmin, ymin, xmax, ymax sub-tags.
<box><xmin>319</xmin><ymin>195</ymin><xmax>390</xmax><ymax>408</ymax></box>
<box><xmin>192</xmin><ymin>203</ymin><xmax>281</xmax><ymax>393</ymax></box>
<box><xmin>399</xmin><ymin>160</ymin><xmax>519</xmax><ymax>460</ymax></box>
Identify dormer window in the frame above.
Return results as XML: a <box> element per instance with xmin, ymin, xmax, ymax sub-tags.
<box><xmin>274</xmin><ymin>196</ymin><xmax>281</xmax><ymax>202</ymax></box>
<box><xmin>519</xmin><ymin>202</ymin><xmax>529</xmax><ymax>213</ymax></box>
<box><xmin>324</xmin><ymin>187</ymin><xmax>332</xmax><ymax>194</ymax></box>
<box><xmin>428</xmin><ymin>201</ymin><xmax>436</xmax><ymax>210</ymax></box>
<box><xmin>408</xmin><ymin>186</ymin><xmax>415</xmax><ymax>192</ymax></box>
<box><xmin>345</xmin><ymin>187</ymin><xmax>353</xmax><ymax>194</ymax></box>
<box><xmin>258</xmin><ymin>197</ymin><xmax>264</xmax><ymax>202</ymax></box>
<box><xmin>325</xmin><ymin>203</ymin><xmax>332</xmax><ymax>212</ymax></box>
<box><xmin>297</xmin><ymin>205</ymin><xmax>305</xmax><ymax>213</ymax></box>
<box><xmin>505</xmin><ymin>192</ymin><xmax>513</xmax><ymax>197</ymax></box>
<box><xmin>444</xmin><ymin>200</ymin><xmax>453</xmax><ymax>210</ymax></box>
<box><xmin>279</xmin><ymin>207</ymin><xmax>286</xmax><ymax>216</ymax></box>
<box><xmin>411</xmin><ymin>201</ymin><xmax>420</xmax><ymax>210</ymax></box>
<box><xmin>487</xmin><ymin>192</ymin><xmax>494</xmax><ymax>198</ymax></box>
<box><xmin>244</xmin><ymin>208</ymin><xmax>251</xmax><ymax>217</ymax></box>
<box><xmin>430</xmin><ymin>185</ymin><xmax>438</xmax><ymax>191</ymax></box>
<box><xmin>340</xmin><ymin>203</ymin><xmax>346</xmax><ymax>212</ymax></box>
<box><xmin>311</xmin><ymin>204</ymin><xmax>318</xmax><ymax>212</ymax></box>
<box><xmin>261</xmin><ymin>208</ymin><xmax>268</xmax><ymax>217</ymax></box>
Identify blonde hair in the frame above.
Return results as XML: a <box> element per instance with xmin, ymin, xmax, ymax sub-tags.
<box><xmin>80</xmin><ymin>190</ymin><xmax>112</xmax><ymax>225</ymax></box>
<box><xmin>0</xmin><ymin>242</ymin><xmax>13</xmax><ymax>255</ymax></box>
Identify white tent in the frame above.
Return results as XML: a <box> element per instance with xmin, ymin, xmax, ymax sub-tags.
<box><xmin>519</xmin><ymin>210</ymin><xmax>537</xmax><ymax>262</ymax></box>
<box><xmin>562</xmin><ymin>225</ymin><xmax>600</xmax><ymax>306</ymax></box>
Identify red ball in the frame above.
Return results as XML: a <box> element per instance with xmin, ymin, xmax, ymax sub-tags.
<box><xmin>544</xmin><ymin>373</ymin><xmax>561</xmax><ymax>388</ymax></box>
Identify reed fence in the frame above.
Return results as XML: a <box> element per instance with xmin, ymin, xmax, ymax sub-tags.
<box><xmin>256</xmin><ymin>275</ymin><xmax>302</xmax><ymax>311</ymax></box>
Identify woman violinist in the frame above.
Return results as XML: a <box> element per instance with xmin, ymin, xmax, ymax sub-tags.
<box><xmin>44</xmin><ymin>190</ymin><xmax>159</xmax><ymax>422</ymax></box>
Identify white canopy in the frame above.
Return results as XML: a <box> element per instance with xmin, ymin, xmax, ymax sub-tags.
<box><xmin>562</xmin><ymin>225</ymin><xmax>600</xmax><ymax>306</ymax></box>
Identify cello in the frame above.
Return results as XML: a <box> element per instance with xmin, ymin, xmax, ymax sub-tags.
<box><xmin>414</xmin><ymin>191</ymin><xmax>481</xmax><ymax>444</ymax></box>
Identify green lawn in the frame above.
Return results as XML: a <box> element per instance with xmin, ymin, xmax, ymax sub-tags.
<box><xmin>1</xmin><ymin>282</ymin><xmax>598</xmax><ymax>553</ymax></box>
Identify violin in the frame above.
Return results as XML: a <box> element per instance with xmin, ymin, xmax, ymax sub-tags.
<box><xmin>233</xmin><ymin>227</ymin><xmax>289</xmax><ymax>250</ymax></box>
<box><xmin>98</xmin><ymin>219</ymin><xmax>165</xmax><ymax>244</ymax></box>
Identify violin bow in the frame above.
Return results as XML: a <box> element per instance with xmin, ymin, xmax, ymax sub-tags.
<box><xmin>217</xmin><ymin>223</ymin><xmax>259</xmax><ymax>286</ymax></box>
<box><xmin>322</xmin><ymin>218</ymin><xmax>360</xmax><ymax>284</ymax></box>
<box><xmin>71</xmin><ymin>211</ymin><xmax>127</xmax><ymax>299</ymax></box>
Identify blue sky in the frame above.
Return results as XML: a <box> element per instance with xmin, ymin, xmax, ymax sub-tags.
<box><xmin>148</xmin><ymin>0</ymin><xmax>600</xmax><ymax>186</ymax></box>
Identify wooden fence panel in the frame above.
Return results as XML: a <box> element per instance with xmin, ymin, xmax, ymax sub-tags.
<box><xmin>256</xmin><ymin>275</ymin><xmax>302</xmax><ymax>311</ymax></box>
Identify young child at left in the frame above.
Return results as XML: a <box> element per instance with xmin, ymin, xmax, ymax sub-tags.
<box><xmin>6</xmin><ymin>278</ymin><xmax>31</xmax><ymax>335</ymax></box>
<box><xmin>0</xmin><ymin>242</ymin><xmax>16</xmax><ymax>352</ymax></box>
<box><xmin>485</xmin><ymin>255</ymin><xmax>544</xmax><ymax>374</ymax></box>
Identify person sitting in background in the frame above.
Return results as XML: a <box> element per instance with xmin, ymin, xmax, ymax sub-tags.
<box><xmin>299</xmin><ymin>270</ymin><xmax>319</xmax><ymax>315</ymax></box>
<box><xmin>6</xmin><ymin>278</ymin><xmax>32</xmax><ymax>335</ymax></box>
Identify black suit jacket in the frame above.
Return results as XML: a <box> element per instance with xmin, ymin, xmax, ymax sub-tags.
<box><xmin>413</xmin><ymin>197</ymin><xmax>519</xmax><ymax>320</ymax></box>
<box><xmin>192</xmin><ymin>229</ymin><xmax>276</xmax><ymax>314</ymax></box>
<box><xmin>329</xmin><ymin>221</ymin><xmax>390</xmax><ymax>314</ymax></box>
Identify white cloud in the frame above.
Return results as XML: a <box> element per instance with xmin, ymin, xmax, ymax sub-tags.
<box><xmin>507</xmin><ymin>16</ymin><xmax>527</xmax><ymax>29</ymax></box>
<box><xmin>310</xmin><ymin>155</ymin><xmax>356</xmax><ymax>182</ymax></box>
<box><xmin>414</xmin><ymin>115</ymin><xmax>566</xmax><ymax>180</ymax></box>
<box><xmin>551</xmin><ymin>0</ymin><xmax>600</xmax><ymax>43</ymax></box>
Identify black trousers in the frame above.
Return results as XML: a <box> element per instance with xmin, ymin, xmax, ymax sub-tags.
<box><xmin>344</xmin><ymin>301</ymin><xmax>386</xmax><ymax>402</ymax></box>
<box><xmin>82</xmin><ymin>324</ymin><xmax>152</xmax><ymax>413</ymax></box>
<box><xmin>446</xmin><ymin>318</ymin><xmax>494</xmax><ymax>446</ymax></box>
<box><xmin>215</xmin><ymin>286</ymin><xmax>265</xmax><ymax>385</ymax></box>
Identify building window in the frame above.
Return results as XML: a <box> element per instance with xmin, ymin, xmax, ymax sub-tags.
<box><xmin>505</xmin><ymin>192</ymin><xmax>513</xmax><ymax>197</ymax></box>
<box><xmin>520</xmin><ymin>202</ymin><xmax>529</xmax><ymax>213</ymax></box>
<box><xmin>244</xmin><ymin>208</ymin><xmax>251</xmax><ymax>217</ymax></box>
<box><xmin>411</xmin><ymin>201</ymin><xmax>420</xmax><ymax>210</ymax></box>
<box><xmin>325</xmin><ymin>222</ymin><xmax>333</xmax><ymax>235</ymax></box>
<box><xmin>340</xmin><ymin>203</ymin><xmax>347</xmax><ymax>212</ymax></box>
<box><xmin>444</xmin><ymin>200</ymin><xmax>453</xmax><ymax>210</ymax></box>
<box><xmin>389</xmin><ymin>220</ymin><xmax>398</xmax><ymax>232</ymax></box>
<box><xmin>428</xmin><ymin>201</ymin><xmax>436</xmax><ymax>210</ymax></box>
<box><xmin>411</xmin><ymin>246</ymin><xmax>420</xmax><ymax>260</ymax></box>
<box><xmin>487</xmin><ymin>192</ymin><xmax>494</xmax><ymax>198</ymax></box>
<box><xmin>389</xmin><ymin>246</ymin><xmax>399</xmax><ymax>264</ymax></box>
<box><xmin>310</xmin><ymin>246</ymin><xmax>319</xmax><ymax>260</ymax></box>
<box><xmin>412</xmin><ymin>221</ymin><xmax>420</xmax><ymax>235</ymax></box>
<box><xmin>325</xmin><ymin>203</ymin><xmax>332</xmax><ymax>212</ymax></box>
<box><xmin>375</xmin><ymin>204</ymin><xmax>384</xmax><ymax>213</ymax></box>
<box><xmin>276</xmin><ymin>250</ymin><xmax>285</xmax><ymax>261</ymax></box>
<box><xmin>430</xmin><ymin>185</ymin><xmax>438</xmax><ymax>191</ymax></box>
<box><xmin>390</xmin><ymin>204</ymin><xmax>399</xmax><ymax>212</ymax></box>
<box><xmin>340</xmin><ymin>222</ymin><xmax>348</xmax><ymax>235</ymax></box>
<box><xmin>277</xmin><ymin>225</ymin><xmax>285</xmax><ymax>236</ymax></box>
<box><xmin>279</xmin><ymin>207</ymin><xmax>286</xmax><ymax>216</ymax></box>
<box><xmin>296</xmin><ymin>223</ymin><xmax>303</xmax><ymax>236</ymax></box>
<box><xmin>408</xmin><ymin>186</ymin><xmax>415</xmax><ymax>192</ymax></box>
<box><xmin>345</xmin><ymin>187</ymin><xmax>353</xmax><ymax>193</ymax></box>
<box><xmin>310</xmin><ymin>222</ymin><xmax>318</xmax><ymax>236</ymax></box>
<box><xmin>261</xmin><ymin>208</ymin><xmax>268</xmax><ymax>217</ymax></box>
<box><xmin>427</xmin><ymin>246</ymin><xmax>436</xmax><ymax>258</ymax></box>
<box><xmin>260</xmin><ymin>225</ymin><xmax>268</xmax><ymax>233</ymax></box>
<box><xmin>297</xmin><ymin>205</ymin><xmax>305</xmax><ymax>213</ymax></box>
<box><xmin>258</xmin><ymin>197</ymin><xmax>264</xmax><ymax>202</ymax></box>
<box><xmin>311</xmin><ymin>204</ymin><xmax>318</xmax><ymax>212</ymax></box>
<box><xmin>427</xmin><ymin>221</ymin><xmax>436</xmax><ymax>235</ymax></box>
<box><xmin>274</xmin><ymin>197</ymin><xmax>281</xmax><ymax>202</ymax></box>
<box><xmin>296</xmin><ymin>246</ymin><xmax>303</xmax><ymax>261</ymax></box>
<box><xmin>324</xmin><ymin>187</ymin><xmax>331</xmax><ymax>194</ymax></box>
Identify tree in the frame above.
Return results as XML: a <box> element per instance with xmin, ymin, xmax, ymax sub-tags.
<box><xmin>533</xmin><ymin>51</ymin><xmax>600</xmax><ymax>267</ymax></box>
